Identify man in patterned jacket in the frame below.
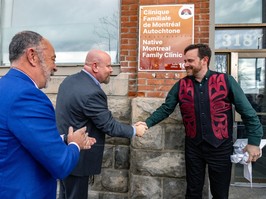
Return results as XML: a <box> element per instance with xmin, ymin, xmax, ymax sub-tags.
<box><xmin>144</xmin><ymin>44</ymin><xmax>263</xmax><ymax>199</ymax></box>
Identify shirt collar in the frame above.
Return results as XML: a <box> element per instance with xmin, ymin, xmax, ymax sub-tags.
<box><xmin>188</xmin><ymin>69</ymin><xmax>210</xmax><ymax>83</ymax></box>
<box><xmin>82</xmin><ymin>69</ymin><xmax>101</xmax><ymax>88</ymax></box>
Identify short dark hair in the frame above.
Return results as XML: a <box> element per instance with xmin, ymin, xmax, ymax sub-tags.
<box><xmin>9</xmin><ymin>31</ymin><xmax>43</xmax><ymax>63</ymax></box>
<box><xmin>184</xmin><ymin>44</ymin><xmax>212</xmax><ymax>66</ymax></box>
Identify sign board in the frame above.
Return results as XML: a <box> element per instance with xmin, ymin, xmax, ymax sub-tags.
<box><xmin>138</xmin><ymin>4</ymin><xmax>194</xmax><ymax>71</ymax></box>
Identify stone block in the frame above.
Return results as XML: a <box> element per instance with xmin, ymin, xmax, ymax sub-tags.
<box><xmin>46</xmin><ymin>94</ymin><xmax>57</xmax><ymax>108</ymax></box>
<box><xmin>87</xmin><ymin>191</ymin><xmax>99</xmax><ymax>199</ymax></box>
<box><xmin>101</xmin><ymin>169</ymin><xmax>128</xmax><ymax>193</ymax></box>
<box><xmin>108</xmin><ymin>96</ymin><xmax>131</xmax><ymax>122</ymax></box>
<box><xmin>163</xmin><ymin>178</ymin><xmax>186</xmax><ymax>198</ymax></box>
<box><xmin>132</xmin><ymin>97</ymin><xmax>183</xmax><ymax>124</ymax></box>
<box><xmin>131</xmin><ymin>149</ymin><xmax>185</xmax><ymax>178</ymax></box>
<box><xmin>102</xmin><ymin>73</ymin><xmax>129</xmax><ymax>96</ymax></box>
<box><xmin>115</xmin><ymin>146</ymin><xmax>130</xmax><ymax>169</ymax></box>
<box><xmin>91</xmin><ymin>169</ymin><xmax>128</xmax><ymax>193</ymax></box>
<box><xmin>99</xmin><ymin>193</ymin><xmax>128</xmax><ymax>199</ymax></box>
<box><xmin>42</xmin><ymin>76</ymin><xmax>64</xmax><ymax>94</ymax></box>
<box><xmin>132</xmin><ymin>125</ymin><xmax>163</xmax><ymax>150</ymax></box>
<box><xmin>102</xmin><ymin>145</ymin><xmax>114</xmax><ymax>168</ymax></box>
<box><xmin>89</xmin><ymin>190</ymin><xmax>128</xmax><ymax>199</ymax></box>
<box><xmin>130</xmin><ymin>174</ymin><xmax>162</xmax><ymax>199</ymax></box>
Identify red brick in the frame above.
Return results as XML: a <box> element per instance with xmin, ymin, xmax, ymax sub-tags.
<box><xmin>158</xmin><ymin>0</ymin><xmax>177</xmax><ymax>3</ymax></box>
<box><xmin>138</xmin><ymin>85</ymin><xmax>154</xmax><ymax>91</ymax></box>
<box><xmin>121</xmin><ymin>67</ymin><xmax>137</xmax><ymax>73</ymax></box>
<box><xmin>147</xmin><ymin>79</ymin><xmax>165</xmax><ymax>85</ymax></box>
<box><xmin>138</xmin><ymin>79</ymin><xmax>146</xmax><ymax>84</ymax></box>
<box><xmin>146</xmin><ymin>92</ymin><xmax>166</xmax><ymax>98</ymax></box>
<box><xmin>130</xmin><ymin>16</ymin><xmax>138</xmax><ymax>21</ymax></box>
<box><xmin>138</xmin><ymin>73</ymin><xmax>155</xmax><ymax>79</ymax></box>
<box><xmin>137</xmin><ymin>92</ymin><xmax>145</xmax><ymax>97</ymax></box>
<box><xmin>128</xmin><ymin>61</ymin><xmax>138</xmax><ymax>67</ymax></box>
<box><xmin>122</xmin><ymin>0</ymin><xmax>138</xmax><ymax>4</ymax></box>
<box><xmin>139</xmin><ymin>0</ymin><xmax>157</xmax><ymax>4</ymax></box>
<box><xmin>126</xmin><ymin>56</ymin><xmax>137</xmax><ymax>61</ymax></box>
<box><xmin>155</xmin><ymin>85</ymin><xmax>172</xmax><ymax>91</ymax></box>
<box><xmin>165</xmin><ymin>79</ymin><xmax>178</xmax><ymax>85</ymax></box>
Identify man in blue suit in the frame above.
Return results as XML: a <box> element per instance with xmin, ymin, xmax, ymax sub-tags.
<box><xmin>0</xmin><ymin>31</ymin><xmax>96</xmax><ymax>199</ymax></box>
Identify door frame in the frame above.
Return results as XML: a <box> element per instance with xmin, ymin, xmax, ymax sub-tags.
<box><xmin>228</xmin><ymin>51</ymin><xmax>266</xmax><ymax>187</ymax></box>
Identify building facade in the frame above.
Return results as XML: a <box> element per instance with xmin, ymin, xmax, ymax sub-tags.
<box><xmin>0</xmin><ymin>0</ymin><xmax>265</xmax><ymax>198</ymax></box>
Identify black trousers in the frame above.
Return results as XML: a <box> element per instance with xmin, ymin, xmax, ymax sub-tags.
<box><xmin>185</xmin><ymin>138</ymin><xmax>233</xmax><ymax>199</ymax></box>
<box><xmin>58</xmin><ymin>175</ymin><xmax>94</xmax><ymax>199</ymax></box>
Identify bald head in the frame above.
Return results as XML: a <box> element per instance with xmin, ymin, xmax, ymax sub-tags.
<box><xmin>84</xmin><ymin>49</ymin><xmax>112</xmax><ymax>84</ymax></box>
<box><xmin>85</xmin><ymin>49</ymin><xmax>111</xmax><ymax>65</ymax></box>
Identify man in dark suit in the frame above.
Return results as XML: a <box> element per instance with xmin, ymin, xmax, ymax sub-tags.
<box><xmin>56</xmin><ymin>49</ymin><xmax>147</xmax><ymax>199</ymax></box>
<box><xmin>0</xmin><ymin>31</ymin><xmax>96</xmax><ymax>199</ymax></box>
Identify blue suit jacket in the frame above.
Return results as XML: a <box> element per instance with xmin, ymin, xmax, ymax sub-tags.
<box><xmin>0</xmin><ymin>69</ymin><xmax>80</xmax><ymax>199</ymax></box>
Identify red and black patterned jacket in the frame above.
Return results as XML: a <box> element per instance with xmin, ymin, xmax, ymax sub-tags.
<box><xmin>179</xmin><ymin>70</ymin><xmax>233</xmax><ymax>147</ymax></box>
<box><xmin>146</xmin><ymin>70</ymin><xmax>262</xmax><ymax>147</ymax></box>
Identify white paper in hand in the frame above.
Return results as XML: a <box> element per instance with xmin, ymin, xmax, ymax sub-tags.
<box><xmin>231</xmin><ymin>139</ymin><xmax>266</xmax><ymax>187</ymax></box>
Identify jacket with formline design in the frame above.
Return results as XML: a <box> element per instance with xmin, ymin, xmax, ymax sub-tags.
<box><xmin>178</xmin><ymin>71</ymin><xmax>233</xmax><ymax>147</ymax></box>
<box><xmin>145</xmin><ymin>70</ymin><xmax>262</xmax><ymax>147</ymax></box>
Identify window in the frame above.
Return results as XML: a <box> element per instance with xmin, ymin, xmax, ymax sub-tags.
<box><xmin>215</xmin><ymin>53</ymin><xmax>229</xmax><ymax>73</ymax></box>
<box><xmin>238</xmin><ymin>58</ymin><xmax>265</xmax><ymax>93</ymax></box>
<box><xmin>215</xmin><ymin>0</ymin><xmax>263</xmax><ymax>24</ymax></box>
<box><xmin>0</xmin><ymin>0</ymin><xmax>120</xmax><ymax>65</ymax></box>
<box><xmin>215</xmin><ymin>0</ymin><xmax>266</xmax><ymax>50</ymax></box>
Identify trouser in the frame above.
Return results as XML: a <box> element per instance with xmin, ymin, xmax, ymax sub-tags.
<box><xmin>58</xmin><ymin>175</ymin><xmax>94</xmax><ymax>199</ymax></box>
<box><xmin>185</xmin><ymin>138</ymin><xmax>233</xmax><ymax>199</ymax></box>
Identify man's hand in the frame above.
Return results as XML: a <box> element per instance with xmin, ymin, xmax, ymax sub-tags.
<box><xmin>67</xmin><ymin>126</ymin><xmax>96</xmax><ymax>150</ymax></box>
<box><xmin>134</xmin><ymin>122</ymin><xmax>148</xmax><ymax>137</ymax></box>
<box><xmin>85</xmin><ymin>136</ymin><xmax>97</xmax><ymax>149</ymax></box>
<box><xmin>244</xmin><ymin>144</ymin><xmax>261</xmax><ymax>163</ymax></box>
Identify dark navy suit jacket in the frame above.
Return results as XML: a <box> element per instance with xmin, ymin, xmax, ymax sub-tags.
<box><xmin>56</xmin><ymin>70</ymin><xmax>134</xmax><ymax>176</ymax></box>
<box><xmin>0</xmin><ymin>69</ymin><xmax>80</xmax><ymax>199</ymax></box>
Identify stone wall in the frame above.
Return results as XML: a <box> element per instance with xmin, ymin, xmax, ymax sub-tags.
<box><xmin>87</xmin><ymin>95</ymin><xmax>188</xmax><ymax>199</ymax></box>
<box><xmin>87</xmin><ymin>95</ymin><xmax>209</xmax><ymax>199</ymax></box>
<box><xmin>130</xmin><ymin>97</ymin><xmax>186</xmax><ymax>198</ymax></box>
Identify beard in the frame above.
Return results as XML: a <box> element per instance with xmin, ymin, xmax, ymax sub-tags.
<box><xmin>103</xmin><ymin>75</ymin><xmax>110</xmax><ymax>84</ymax></box>
<box><xmin>38</xmin><ymin>52</ymin><xmax>51</xmax><ymax>88</ymax></box>
<box><xmin>185</xmin><ymin>64</ymin><xmax>202</xmax><ymax>76</ymax></box>
<box><xmin>185</xmin><ymin>66</ymin><xmax>193</xmax><ymax>76</ymax></box>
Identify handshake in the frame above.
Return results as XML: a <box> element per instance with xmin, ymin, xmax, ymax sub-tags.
<box><xmin>64</xmin><ymin>121</ymin><xmax>148</xmax><ymax>149</ymax></box>
<box><xmin>133</xmin><ymin>121</ymin><xmax>148</xmax><ymax>137</ymax></box>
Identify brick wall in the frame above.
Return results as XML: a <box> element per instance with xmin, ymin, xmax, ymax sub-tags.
<box><xmin>120</xmin><ymin>0</ymin><xmax>210</xmax><ymax>97</ymax></box>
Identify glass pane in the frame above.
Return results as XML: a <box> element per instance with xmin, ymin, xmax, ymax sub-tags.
<box><xmin>215</xmin><ymin>0</ymin><xmax>263</xmax><ymax>24</ymax></box>
<box><xmin>1</xmin><ymin>0</ymin><xmax>120</xmax><ymax>65</ymax></box>
<box><xmin>236</xmin><ymin>57</ymin><xmax>266</xmax><ymax>183</ymax></box>
<box><xmin>215</xmin><ymin>29</ymin><xmax>265</xmax><ymax>49</ymax></box>
<box><xmin>215</xmin><ymin>54</ymin><xmax>228</xmax><ymax>73</ymax></box>
<box><xmin>238</xmin><ymin>58</ymin><xmax>265</xmax><ymax>93</ymax></box>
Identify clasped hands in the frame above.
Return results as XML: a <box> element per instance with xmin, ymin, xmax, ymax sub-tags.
<box><xmin>67</xmin><ymin>126</ymin><xmax>96</xmax><ymax>150</ymax></box>
<box><xmin>134</xmin><ymin>121</ymin><xmax>148</xmax><ymax>137</ymax></box>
